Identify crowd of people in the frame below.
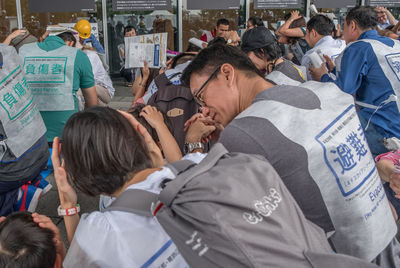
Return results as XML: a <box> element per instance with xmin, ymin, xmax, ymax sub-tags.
<box><xmin>1</xmin><ymin>4</ymin><xmax>400</xmax><ymax>267</ymax></box>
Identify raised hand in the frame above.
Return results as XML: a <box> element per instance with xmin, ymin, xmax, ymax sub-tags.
<box><xmin>51</xmin><ymin>137</ymin><xmax>78</xmax><ymax>208</ymax></box>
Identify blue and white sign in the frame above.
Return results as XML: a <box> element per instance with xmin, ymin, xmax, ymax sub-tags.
<box><xmin>315</xmin><ymin>105</ymin><xmax>374</xmax><ymax>197</ymax></box>
<box><xmin>386</xmin><ymin>53</ymin><xmax>400</xmax><ymax>82</ymax></box>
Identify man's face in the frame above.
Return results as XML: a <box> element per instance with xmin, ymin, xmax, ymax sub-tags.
<box><xmin>190</xmin><ymin>67</ymin><xmax>239</xmax><ymax>127</ymax></box>
<box><xmin>215</xmin><ymin>24</ymin><xmax>229</xmax><ymax>37</ymax></box>
<box><xmin>305</xmin><ymin>29</ymin><xmax>314</xmax><ymax>47</ymax></box>
<box><xmin>125</xmin><ymin>29</ymin><xmax>136</xmax><ymax>37</ymax></box>
<box><xmin>377</xmin><ymin>11</ymin><xmax>387</xmax><ymax>24</ymax></box>
<box><xmin>246</xmin><ymin>21</ymin><xmax>255</xmax><ymax>31</ymax></box>
<box><xmin>342</xmin><ymin>19</ymin><xmax>357</xmax><ymax>44</ymax></box>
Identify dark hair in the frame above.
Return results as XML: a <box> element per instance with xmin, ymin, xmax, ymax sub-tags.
<box><xmin>346</xmin><ymin>6</ymin><xmax>378</xmax><ymax>30</ymax></box>
<box><xmin>127</xmin><ymin>103</ymin><xmax>173</xmax><ymax>143</ymax></box>
<box><xmin>385</xmin><ymin>24</ymin><xmax>395</xmax><ymax>31</ymax></box>
<box><xmin>253</xmin><ymin>42</ymin><xmax>282</xmax><ymax>62</ymax></box>
<box><xmin>62</xmin><ymin>107</ymin><xmax>152</xmax><ymax>196</ymax></box>
<box><xmin>0</xmin><ymin>212</ymin><xmax>56</xmax><ymax>268</ymax></box>
<box><xmin>287</xmin><ymin>17</ymin><xmax>306</xmax><ymax>45</ymax></box>
<box><xmin>207</xmin><ymin>37</ymin><xmax>227</xmax><ymax>47</ymax></box>
<box><xmin>181</xmin><ymin>44</ymin><xmax>263</xmax><ymax>88</ymax></box>
<box><xmin>56</xmin><ymin>31</ymin><xmax>76</xmax><ymax>46</ymax></box>
<box><xmin>377</xmin><ymin>28</ymin><xmax>397</xmax><ymax>38</ymax></box>
<box><xmin>284</xmin><ymin>13</ymin><xmax>292</xmax><ymax>21</ymax></box>
<box><xmin>217</xmin><ymin>18</ymin><xmax>230</xmax><ymax>27</ymax></box>
<box><xmin>289</xmin><ymin>17</ymin><xmax>306</xmax><ymax>28</ymax></box>
<box><xmin>124</xmin><ymin>25</ymin><xmax>136</xmax><ymax>36</ymax></box>
<box><xmin>186</xmin><ymin>43</ymin><xmax>202</xmax><ymax>53</ymax></box>
<box><xmin>170</xmin><ymin>52</ymin><xmax>197</xmax><ymax>69</ymax></box>
<box><xmin>248</xmin><ymin>17</ymin><xmax>264</xmax><ymax>27</ymax></box>
<box><xmin>283</xmin><ymin>12</ymin><xmax>306</xmax><ymax>27</ymax></box>
<box><xmin>307</xmin><ymin>15</ymin><xmax>335</xmax><ymax>36</ymax></box>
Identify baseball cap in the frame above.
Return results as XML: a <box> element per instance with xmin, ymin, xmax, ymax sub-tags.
<box><xmin>241</xmin><ymin>26</ymin><xmax>277</xmax><ymax>53</ymax></box>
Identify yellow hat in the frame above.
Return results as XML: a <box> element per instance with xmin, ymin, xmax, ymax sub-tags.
<box><xmin>74</xmin><ymin>19</ymin><xmax>91</xmax><ymax>39</ymax></box>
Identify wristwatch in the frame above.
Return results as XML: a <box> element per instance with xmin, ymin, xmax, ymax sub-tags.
<box><xmin>57</xmin><ymin>204</ymin><xmax>80</xmax><ymax>216</ymax></box>
<box><xmin>183</xmin><ymin>142</ymin><xmax>204</xmax><ymax>154</ymax></box>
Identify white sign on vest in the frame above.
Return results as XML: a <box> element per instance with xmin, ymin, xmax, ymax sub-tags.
<box><xmin>0</xmin><ymin>45</ymin><xmax>46</xmax><ymax>158</ymax></box>
<box><xmin>19</xmin><ymin>43</ymin><xmax>77</xmax><ymax>111</ymax></box>
<box><xmin>236</xmin><ymin>81</ymin><xmax>397</xmax><ymax>261</ymax></box>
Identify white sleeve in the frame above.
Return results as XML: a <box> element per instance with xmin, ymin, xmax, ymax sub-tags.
<box><xmin>63</xmin><ymin>212</ymin><xmax>121</xmax><ymax>268</ymax></box>
<box><xmin>182</xmin><ymin>152</ymin><xmax>207</xmax><ymax>163</ymax></box>
<box><xmin>91</xmin><ymin>53</ymin><xmax>106</xmax><ymax>79</ymax></box>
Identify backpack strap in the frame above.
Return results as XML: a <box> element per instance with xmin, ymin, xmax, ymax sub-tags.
<box><xmin>154</xmin><ymin>72</ymin><xmax>171</xmax><ymax>88</ymax></box>
<box><xmin>103</xmin><ymin>188</ymin><xmax>158</xmax><ymax>217</ymax></box>
<box><xmin>168</xmin><ymin>72</ymin><xmax>182</xmax><ymax>81</ymax></box>
<box><xmin>151</xmin><ymin>72</ymin><xmax>193</xmax><ymax>102</ymax></box>
<box><xmin>105</xmin><ymin>145</ymin><xmax>228</xmax><ymax>216</ymax></box>
<box><xmin>159</xmin><ymin>143</ymin><xmax>228</xmax><ymax>207</ymax></box>
<box><xmin>104</xmin><ymin>160</ymin><xmax>196</xmax><ymax>215</ymax></box>
<box><xmin>154</xmin><ymin>72</ymin><xmax>182</xmax><ymax>88</ymax></box>
<box><xmin>166</xmin><ymin>159</ymin><xmax>196</xmax><ymax>177</ymax></box>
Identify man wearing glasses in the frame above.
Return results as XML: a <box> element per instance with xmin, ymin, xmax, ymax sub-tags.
<box><xmin>181</xmin><ymin>44</ymin><xmax>399</xmax><ymax>267</ymax></box>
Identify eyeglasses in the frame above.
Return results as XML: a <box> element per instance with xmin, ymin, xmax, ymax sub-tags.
<box><xmin>193</xmin><ymin>66</ymin><xmax>221</xmax><ymax>106</ymax></box>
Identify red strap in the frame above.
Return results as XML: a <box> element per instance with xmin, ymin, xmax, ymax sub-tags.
<box><xmin>20</xmin><ymin>184</ymin><xmax>28</xmax><ymax>211</ymax></box>
<box><xmin>13</xmin><ymin>33</ymin><xmax>32</xmax><ymax>48</ymax></box>
<box><xmin>152</xmin><ymin>203</ymin><xmax>164</xmax><ymax>216</ymax></box>
<box><xmin>66</xmin><ymin>207</ymin><xmax>78</xmax><ymax>216</ymax></box>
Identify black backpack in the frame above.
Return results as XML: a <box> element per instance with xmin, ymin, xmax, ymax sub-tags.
<box><xmin>147</xmin><ymin>72</ymin><xmax>200</xmax><ymax>153</ymax></box>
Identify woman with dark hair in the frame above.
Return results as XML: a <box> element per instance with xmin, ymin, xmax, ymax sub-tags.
<box><xmin>275</xmin><ymin>11</ymin><xmax>310</xmax><ymax>65</ymax></box>
<box><xmin>51</xmin><ymin>107</ymin><xmax>208</xmax><ymax>267</ymax></box>
<box><xmin>246</xmin><ymin>17</ymin><xmax>264</xmax><ymax>31</ymax></box>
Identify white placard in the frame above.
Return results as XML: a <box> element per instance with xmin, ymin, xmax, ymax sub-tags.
<box><xmin>125</xmin><ymin>33</ymin><xmax>168</xmax><ymax>68</ymax></box>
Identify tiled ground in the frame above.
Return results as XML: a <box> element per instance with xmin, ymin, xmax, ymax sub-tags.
<box><xmin>35</xmin><ymin>78</ymin><xmax>134</xmax><ymax>247</ymax></box>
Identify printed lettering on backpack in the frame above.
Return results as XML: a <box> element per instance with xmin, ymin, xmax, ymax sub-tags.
<box><xmin>185</xmin><ymin>231</ymin><xmax>209</xmax><ymax>257</ymax></box>
<box><xmin>243</xmin><ymin>188</ymin><xmax>282</xmax><ymax>225</ymax></box>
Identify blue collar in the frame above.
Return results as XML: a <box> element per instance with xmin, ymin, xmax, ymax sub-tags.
<box><xmin>358</xmin><ymin>30</ymin><xmax>379</xmax><ymax>40</ymax></box>
<box><xmin>358</xmin><ymin>29</ymin><xmax>394</xmax><ymax>47</ymax></box>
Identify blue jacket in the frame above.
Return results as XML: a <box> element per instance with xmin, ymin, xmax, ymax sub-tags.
<box><xmin>322</xmin><ymin>30</ymin><xmax>400</xmax><ymax>139</ymax></box>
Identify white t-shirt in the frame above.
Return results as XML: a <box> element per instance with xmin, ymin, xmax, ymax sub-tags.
<box><xmin>64</xmin><ymin>153</ymin><xmax>206</xmax><ymax>268</ymax></box>
<box><xmin>84</xmin><ymin>50</ymin><xmax>115</xmax><ymax>98</ymax></box>
<box><xmin>301</xmin><ymin>36</ymin><xmax>346</xmax><ymax>81</ymax></box>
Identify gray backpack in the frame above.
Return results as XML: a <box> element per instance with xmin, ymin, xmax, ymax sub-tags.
<box><xmin>106</xmin><ymin>143</ymin><xmax>377</xmax><ymax>268</ymax></box>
